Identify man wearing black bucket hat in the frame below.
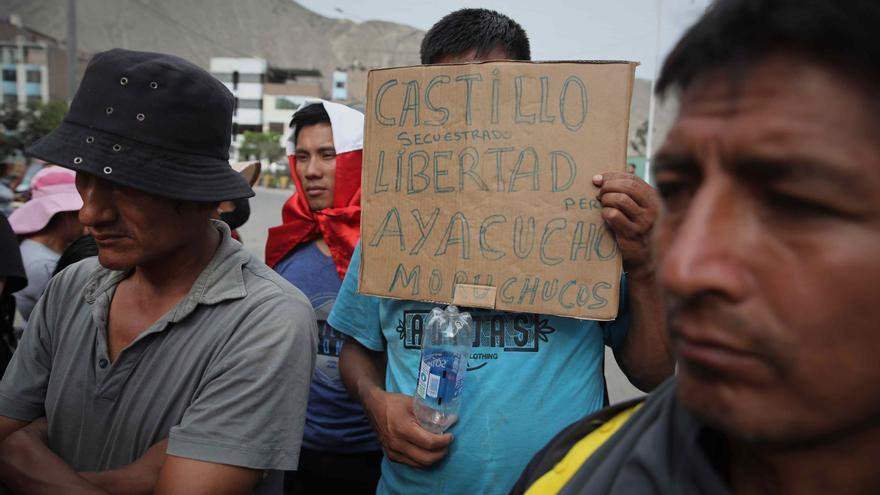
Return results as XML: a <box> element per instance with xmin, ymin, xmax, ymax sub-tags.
<box><xmin>0</xmin><ymin>49</ymin><xmax>317</xmax><ymax>494</ymax></box>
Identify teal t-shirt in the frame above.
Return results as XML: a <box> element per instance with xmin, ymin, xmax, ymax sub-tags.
<box><xmin>328</xmin><ymin>242</ymin><xmax>630</xmax><ymax>495</ymax></box>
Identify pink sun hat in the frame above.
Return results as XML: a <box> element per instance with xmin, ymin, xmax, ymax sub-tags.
<box><xmin>8</xmin><ymin>166</ymin><xmax>83</xmax><ymax>235</ymax></box>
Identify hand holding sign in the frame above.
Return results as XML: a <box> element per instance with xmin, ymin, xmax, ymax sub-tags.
<box><xmin>594</xmin><ymin>172</ymin><xmax>660</xmax><ymax>279</ymax></box>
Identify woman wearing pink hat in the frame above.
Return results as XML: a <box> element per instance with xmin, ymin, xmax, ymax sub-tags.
<box><xmin>7</xmin><ymin>166</ymin><xmax>83</xmax><ymax>323</ymax></box>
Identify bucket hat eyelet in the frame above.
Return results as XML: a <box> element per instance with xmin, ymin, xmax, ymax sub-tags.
<box><xmin>73</xmin><ymin>157</ymin><xmax>83</xmax><ymax>164</ymax></box>
<box><xmin>103</xmin><ymin>166</ymin><xmax>113</xmax><ymax>175</ymax></box>
<box><xmin>23</xmin><ymin>48</ymin><xmax>255</xmax><ymax>203</ymax></box>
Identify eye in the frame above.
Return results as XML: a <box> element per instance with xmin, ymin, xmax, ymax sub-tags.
<box><xmin>763</xmin><ymin>192</ymin><xmax>839</xmax><ymax>219</ymax></box>
<box><xmin>322</xmin><ymin>152</ymin><xmax>336</xmax><ymax>160</ymax></box>
<box><xmin>655</xmin><ymin>176</ymin><xmax>696</xmax><ymax>213</ymax></box>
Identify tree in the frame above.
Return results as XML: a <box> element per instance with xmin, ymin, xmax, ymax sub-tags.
<box><xmin>0</xmin><ymin>101</ymin><xmax>68</xmax><ymax>160</ymax></box>
<box><xmin>21</xmin><ymin>101</ymin><xmax>68</xmax><ymax>147</ymax></box>
<box><xmin>238</xmin><ymin>131</ymin><xmax>284</xmax><ymax>162</ymax></box>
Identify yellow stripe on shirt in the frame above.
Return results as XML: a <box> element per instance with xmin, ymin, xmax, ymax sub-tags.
<box><xmin>524</xmin><ymin>404</ymin><xmax>642</xmax><ymax>495</ymax></box>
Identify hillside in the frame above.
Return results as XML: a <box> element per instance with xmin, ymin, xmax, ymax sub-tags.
<box><xmin>1</xmin><ymin>0</ymin><xmax>671</xmax><ymax>157</ymax></box>
<box><xmin>0</xmin><ymin>0</ymin><xmax>423</xmax><ymax>94</ymax></box>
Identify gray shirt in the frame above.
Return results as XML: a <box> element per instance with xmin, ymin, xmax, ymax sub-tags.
<box><xmin>14</xmin><ymin>239</ymin><xmax>60</xmax><ymax>324</ymax></box>
<box><xmin>0</xmin><ymin>221</ymin><xmax>317</xmax><ymax>491</ymax></box>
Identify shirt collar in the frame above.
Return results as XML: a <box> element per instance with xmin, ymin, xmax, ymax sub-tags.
<box><xmin>83</xmin><ymin>220</ymin><xmax>249</xmax><ymax>322</ymax></box>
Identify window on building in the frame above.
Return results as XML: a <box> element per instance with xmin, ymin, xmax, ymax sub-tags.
<box><xmin>0</xmin><ymin>47</ymin><xmax>15</xmax><ymax>64</ymax></box>
<box><xmin>237</xmin><ymin>99</ymin><xmax>262</xmax><ymax>109</ymax></box>
<box><xmin>2</xmin><ymin>69</ymin><xmax>15</xmax><ymax>82</ymax></box>
<box><xmin>26</xmin><ymin>70</ymin><xmax>41</xmax><ymax>83</ymax></box>
<box><xmin>275</xmin><ymin>96</ymin><xmax>302</xmax><ymax>110</ymax></box>
<box><xmin>3</xmin><ymin>93</ymin><xmax>18</xmax><ymax>107</ymax></box>
<box><xmin>269</xmin><ymin>122</ymin><xmax>284</xmax><ymax>134</ymax></box>
<box><xmin>213</xmin><ymin>73</ymin><xmax>232</xmax><ymax>83</ymax></box>
<box><xmin>335</xmin><ymin>81</ymin><xmax>345</xmax><ymax>88</ymax></box>
<box><xmin>26</xmin><ymin>94</ymin><xmax>43</xmax><ymax>106</ymax></box>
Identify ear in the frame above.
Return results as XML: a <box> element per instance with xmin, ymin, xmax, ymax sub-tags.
<box><xmin>217</xmin><ymin>200</ymin><xmax>236</xmax><ymax>214</ymax></box>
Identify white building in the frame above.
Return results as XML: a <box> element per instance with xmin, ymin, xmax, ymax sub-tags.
<box><xmin>262</xmin><ymin>68</ymin><xmax>323</xmax><ymax>142</ymax></box>
<box><xmin>210</xmin><ymin>57</ymin><xmax>267</xmax><ymax>134</ymax></box>
<box><xmin>1</xmin><ymin>15</ymin><xmax>52</xmax><ymax>109</ymax></box>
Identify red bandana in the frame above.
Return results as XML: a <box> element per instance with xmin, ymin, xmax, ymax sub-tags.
<box><xmin>265</xmin><ymin>149</ymin><xmax>362</xmax><ymax>278</ymax></box>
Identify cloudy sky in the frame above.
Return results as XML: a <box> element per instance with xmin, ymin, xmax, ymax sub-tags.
<box><xmin>297</xmin><ymin>0</ymin><xmax>711</xmax><ymax>79</ymax></box>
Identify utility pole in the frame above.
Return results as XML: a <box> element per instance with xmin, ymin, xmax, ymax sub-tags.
<box><xmin>67</xmin><ymin>0</ymin><xmax>77</xmax><ymax>101</ymax></box>
<box><xmin>645</xmin><ymin>0</ymin><xmax>663</xmax><ymax>184</ymax></box>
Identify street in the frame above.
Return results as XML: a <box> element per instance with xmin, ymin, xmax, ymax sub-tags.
<box><xmin>240</xmin><ymin>186</ymin><xmax>644</xmax><ymax>405</ymax></box>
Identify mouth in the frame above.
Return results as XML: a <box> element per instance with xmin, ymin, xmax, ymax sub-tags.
<box><xmin>672</xmin><ymin>326</ymin><xmax>767</xmax><ymax>381</ymax></box>
<box><xmin>91</xmin><ymin>233</ymin><xmax>128</xmax><ymax>245</ymax></box>
<box><xmin>305</xmin><ymin>186</ymin><xmax>327</xmax><ymax>198</ymax></box>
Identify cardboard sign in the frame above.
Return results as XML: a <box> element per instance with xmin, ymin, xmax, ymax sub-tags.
<box><xmin>359</xmin><ymin>61</ymin><xmax>636</xmax><ymax>320</ymax></box>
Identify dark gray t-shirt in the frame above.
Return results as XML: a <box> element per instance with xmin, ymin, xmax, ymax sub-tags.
<box><xmin>0</xmin><ymin>222</ymin><xmax>317</xmax><ymax>492</ymax></box>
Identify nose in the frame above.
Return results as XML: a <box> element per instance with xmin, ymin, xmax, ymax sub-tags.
<box><xmin>303</xmin><ymin>156</ymin><xmax>323</xmax><ymax>180</ymax></box>
<box><xmin>657</xmin><ymin>177</ymin><xmax>753</xmax><ymax>303</ymax></box>
<box><xmin>75</xmin><ymin>173</ymin><xmax>116</xmax><ymax>228</ymax></box>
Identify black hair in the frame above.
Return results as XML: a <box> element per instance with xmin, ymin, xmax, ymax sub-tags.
<box><xmin>53</xmin><ymin>235</ymin><xmax>98</xmax><ymax>276</ymax></box>
<box><xmin>219</xmin><ymin>198</ymin><xmax>251</xmax><ymax>230</ymax></box>
<box><xmin>41</xmin><ymin>210</ymin><xmax>79</xmax><ymax>234</ymax></box>
<box><xmin>290</xmin><ymin>103</ymin><xmax>331</xmax><ymax>144</ymax></box>
<box><xmin>420</xmin><ymin>8</ymin><xmax>530</xmax><ymax>64</ymax></box>
<box><xmin>657</xmin><ymin>0</ymin><xmax>880</xmax><ymax>96</ymax></box>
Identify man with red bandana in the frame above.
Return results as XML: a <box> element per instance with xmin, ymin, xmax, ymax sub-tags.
<box><xmin>265</xmin><ymin>100</ymin><xmax>381</xmax><ymax>494</ymax></box>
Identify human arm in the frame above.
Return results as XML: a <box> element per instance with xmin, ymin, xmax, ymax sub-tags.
<box><xmin>151</xmin><ymin>456</ymin><xmax>261</xmax><ymax>495</ymax></box>
<box><xmin>0</xmin><ymin>418</ymin><xmax>106</xmax><ymax>494</ymax></box>
<box><xmin>594</xmin><ymin>172</ymin><xmax>674</xmax><ymax>390</ymax></box>
<box><xmin>339</xmin><ymin>340</ymin><xmax>453</xmax><ymax>468</ymax></box>
<box><xmin>0</xmin><ymin>417</ymin><xmax>26</xmax><ymax>445</ymax></box>
<box><xmin>0</xmin><ymin>418</ymin><xmax>168</xmax><ymax>495</ymax></box>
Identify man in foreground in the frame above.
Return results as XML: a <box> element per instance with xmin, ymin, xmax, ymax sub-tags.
<box><xmin>513</xmin><ymin>0</ymin><xmax>880</xmax><ymax>493</ymax></box>
<box><xmin>329</xmin><ymin>8</ymin><xmax>673</xmax><ymax>495</ymax></box>
<box><xmin>0</xmin><ymin>48</ymin><xmax>316</xmax><ymax>494</ymax></box>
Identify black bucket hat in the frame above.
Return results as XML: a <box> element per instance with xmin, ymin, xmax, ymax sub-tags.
<box><xmin>26</xmin><ymin>48</ymin><xmax>253</xmax><ymax>202</ymax></box>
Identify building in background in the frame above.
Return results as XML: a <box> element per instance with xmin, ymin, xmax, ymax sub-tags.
<box><xmin>331</xmin><ymin>70</ymin><xmax>347</xmax><ymax>101</ymax></box>
<box><xmin>210</xmin><ymin>57</ymin><xmax>267</xmax><ymax>136</ymax></box>
<box><xmin>211</xmin><ymin>57</ymin><xmax>325</xmax><ymax>160</ymax></box>
<box><xmin>0</xmin><ymin>14</ymin><xmax>78</xmax><ymax>108</ymax></box>
<box><xmin>262</xmin><ymin>67</ymin><xmax>322</xmax><ymax>140</ymax></box>
<box><xmin>331</xmin><ymin>63</ymin><xmax>368</xmax><ymax>111</ymax></box>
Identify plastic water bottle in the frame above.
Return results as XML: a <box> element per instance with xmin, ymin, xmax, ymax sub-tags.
<box><xmin>413</xmin><ymin>305</ymin><xmax>473</xmax><ymax>434</ymax></box>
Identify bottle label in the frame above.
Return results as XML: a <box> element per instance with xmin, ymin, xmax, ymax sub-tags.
<box><xmin>417</xmin><ymin>349</ymin><xmax>465</xmax><ymax>406</ymax></box>
<box><xmin>417</xmin><ymin>359</ymin><xmax>430</xmax><ymax>399</ymax></box>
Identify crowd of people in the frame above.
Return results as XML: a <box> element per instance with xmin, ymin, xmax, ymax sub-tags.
<box><xmin>0</xmin><ymin>0</ymin><xmax>877</xmax><ymax>494</ymax></box>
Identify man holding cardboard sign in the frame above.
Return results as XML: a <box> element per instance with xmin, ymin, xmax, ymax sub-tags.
<box><xmin>328</xmin><ymin>8</ymin><xmax>673</xmax><ymax>495</ymax></box>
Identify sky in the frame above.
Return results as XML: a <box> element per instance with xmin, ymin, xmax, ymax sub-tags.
<box><xmin>296</xmin><ymin>0</ymin><xmax>711</xmax><ymax>80</ymax></box>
